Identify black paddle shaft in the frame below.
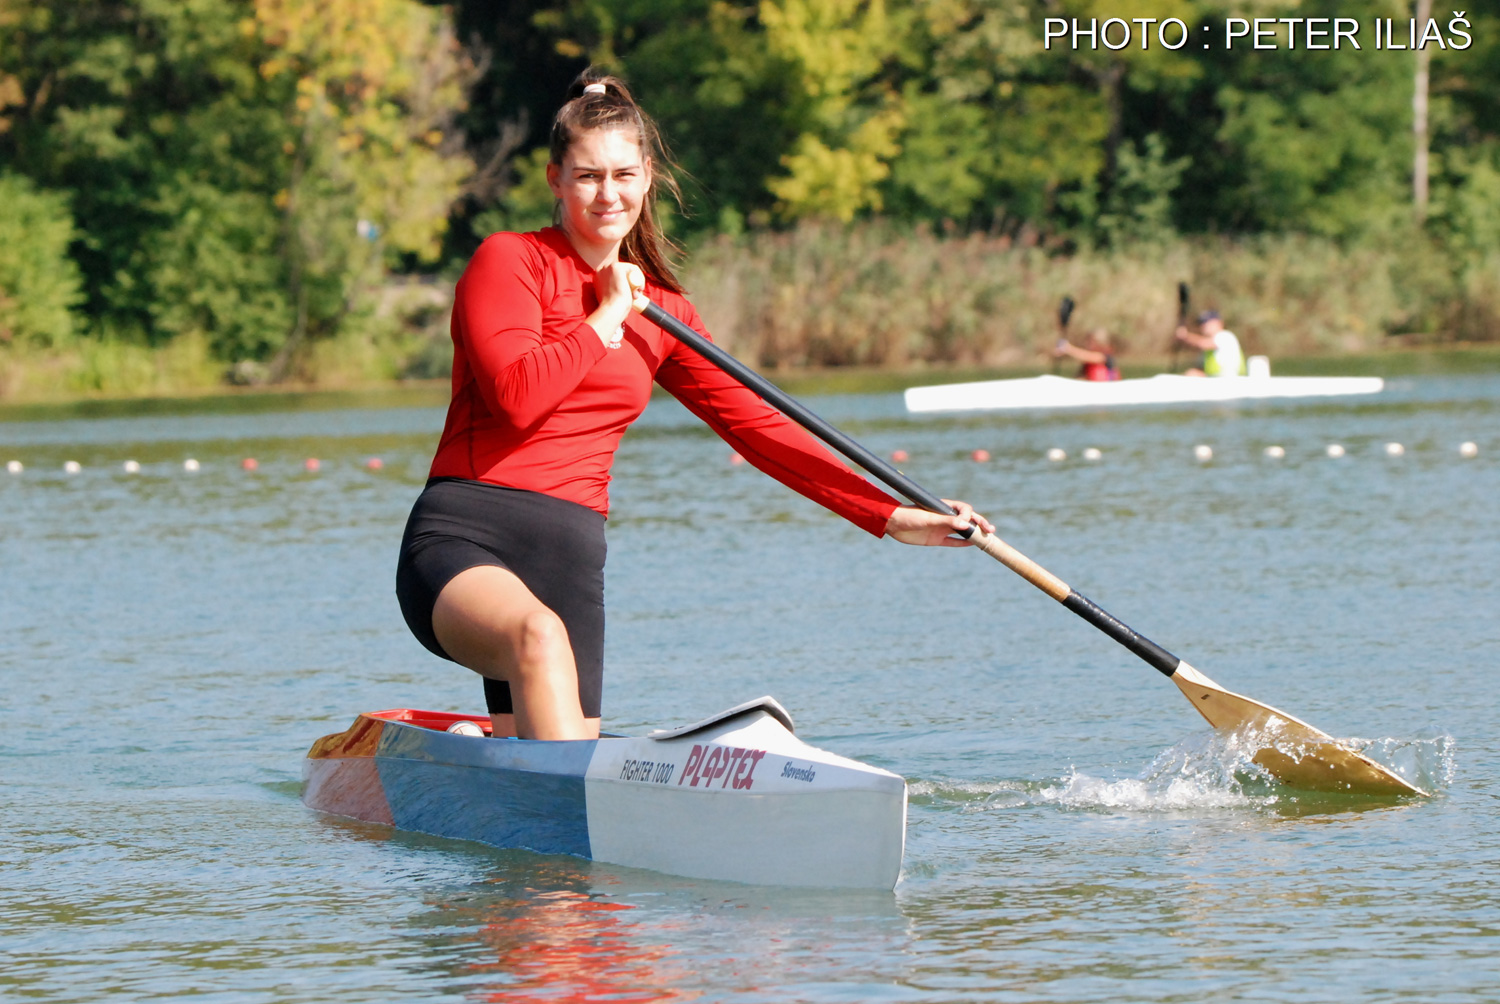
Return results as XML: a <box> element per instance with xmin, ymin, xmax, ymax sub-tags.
<box><xmin>640</xmin><ymin>301</ymin><xmax>955</xmax><ymax>518</ymax></box>
<box><xmin>639</xmin><ymin>300</ymin><xmax>1185</xmax><ymax>679</ymax></box>
<box><xmin>1171</xmin><ymin>282</ymin><xmax>1190</xmax><ymax>372</ymax></box>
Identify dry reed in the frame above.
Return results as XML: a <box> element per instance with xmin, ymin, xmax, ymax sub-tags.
<box><xmin>683</xmin><ymin>224</ymin><xmax>1435</xmax><ymax>370</ymax></box>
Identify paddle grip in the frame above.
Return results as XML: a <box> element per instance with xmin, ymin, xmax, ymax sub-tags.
<box><xmin>640</xmin><ymin>301</ymin><xmax>960</xmax><ymax>522</ymax></box>
<box><xmin>970</xmin><ymin>529</ymin><xmax>1069</xmax><ymax>599</ymax></box>
<box><xmin>1063</xmin><ymin>592</ymin><xmax>1181</xmax><ymax>677</ymax></box>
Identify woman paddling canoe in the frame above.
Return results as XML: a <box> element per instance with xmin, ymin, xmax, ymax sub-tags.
<box><xmin>396</xmin><ymin>69</ymin><xmax>993</xmax><ymax>741</ymax></box>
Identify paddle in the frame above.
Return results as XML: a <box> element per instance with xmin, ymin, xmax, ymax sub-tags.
<box><xmin>1170</xmin><ymin>282</ymin><xmax>1189</xmax><ymax>373</ymax></box>
<box><xmin>634</xmin><ymin>296</ymin><xmax>1424</xmax><ymax>797</ymax></box>
<box><xmin>1052</xmin><ymin>295</ymin><xmax>1075</xmax><ymax>375</ymax></box>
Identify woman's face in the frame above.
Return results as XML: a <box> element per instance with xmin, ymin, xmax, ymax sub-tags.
<box><xmin>547</xmin><ymin>127</ymin><xmax>651</xmax><ymax>258</ymax></box>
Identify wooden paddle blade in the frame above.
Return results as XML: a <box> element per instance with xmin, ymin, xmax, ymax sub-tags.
<box><xmin>1169</xmin><ymin>662</ymin><xmax>1425</xmax><ymax>796</ymax></box>
<box><xmin>1246</xmin><ymin>744</ymin><xmax>1422</xmax><ymax>796</ymax></box>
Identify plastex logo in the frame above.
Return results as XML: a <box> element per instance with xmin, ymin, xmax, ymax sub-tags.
<box><xmin>678</xmin><ymin>744</ymin><xmax>767</xmax><ymax>790</ymax></box>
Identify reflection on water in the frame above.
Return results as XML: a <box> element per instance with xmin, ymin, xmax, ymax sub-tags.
<box><xmin>396</xmin><ymin>856</ymin><xmax>915</xmax><ymax>1003</ymax></box>
<box><xmin>416</xmin><ymin>863</ymin><xmax>699</xmax><ymax>1004</ymax></box>
<box><xmin>3</xmin><ymin>376</ymin><xmax>1500</xmax><ymax>1002</ymax></box>
<box><xmin>461</xmin><ymin>890</ymin><xmax>690</xmax><ymax>1004</ymax></box>
<box><xmin>310</xmin><ymin>801</ymin><xmax>916</xmax><ymax>1002</ymax></box>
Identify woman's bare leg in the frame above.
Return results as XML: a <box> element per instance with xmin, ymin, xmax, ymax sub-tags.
<box><xmin>431</xmin><ymin>565</ymin><xmax>599</xmax><ymax>740</ymax></box>
<box><xmin>490</xmin><ymin>710</ymin><xmax>600</xmax><ymax>740</ymax></box>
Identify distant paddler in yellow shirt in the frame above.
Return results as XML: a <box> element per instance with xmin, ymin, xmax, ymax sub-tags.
<box><xmin>1174</xmin><ymin>310</ymin><xmax>1246</xmax><ymax>377</ymax></box>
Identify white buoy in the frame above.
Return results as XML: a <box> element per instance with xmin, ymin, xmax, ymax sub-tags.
<box><xmin>1046</xmin><ymin>448</ymin><xmax>1066</xmax><ymax>462</ymax></box>
<box><xmin>1263</xmin><ymin>445</ymin><xmax>1286</xmax><ymax>459</ymax></box>
<box><xmin>183</xmin><ymin>458</ymin><xmax>200</xmax><ymax>472</ymax></box>
<box><xmin>123</xmin><ymin>459</ymin><xmax>141</xmax><ymax>473</ymax></box>
<box><xmin>63</xmin><ymin>460</ymin><xmax>81</xmax><ymax>474</ymax></box>
<box><xmin>1459</xmin><ymin>441</ymin><xmax>1478</xmax><ymax>458</ymax></box>
<box><xmin>1193</xmin><ymin>444</ymin><xmax>1213</xmax><ymax>462</ymax></box>
<box><xmin>5</xmin><ymin>460</ymin><xmax>21</xmax><ymax>474</ymax></box>
<box><xmin>1082</xmin><ymin>447</ymin><xmax>1102</xmax><ymax>461</ymax></box>
<box><xmin>1326</xmin><ymin>444</ymin><xmax>1346</xmax><ymax>458</ymax></box>
<box><xmin>1384</xmin><ymin>442</ymin><xmax>1405</xmax><ymax>456</ymax></box>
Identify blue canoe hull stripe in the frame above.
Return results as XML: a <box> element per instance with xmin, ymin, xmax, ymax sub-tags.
<box><xmin>377</xmin><ymin>759</ymin><xmax>591</xmax><ymax>858</ymax></box>
<box><xmin>375</xmin><ymin>722</ymin><xmax>593</xmax><ymax>858</ymax></box>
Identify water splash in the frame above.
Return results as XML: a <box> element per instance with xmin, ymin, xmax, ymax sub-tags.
<box><xmin>912</xmin><ymin>729</ymin><xmax>1454</xmax><ymax>815</ymax></box>
<box><xmin>1032</xmin><ymin>766</ymin><xmax>1265</xmax><ymax>812</ymax></box>
<box><xmin>1356</xmin><ymin>727</ymin><xmax>1455</xmax><ymax>793</ymax></box>
<box><xmin>1026</xmin><ymin>729</ymin><xmax>1274</xmax><ymax>812</ymax></box>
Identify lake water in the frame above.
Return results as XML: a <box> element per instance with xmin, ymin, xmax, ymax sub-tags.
<box><xmin>2</xmin><ymin>375</ymin><xmax>1497</xmax><ymax>1002</ymax></box>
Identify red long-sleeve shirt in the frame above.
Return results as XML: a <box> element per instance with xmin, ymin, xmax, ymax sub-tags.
<box><xmin>429</xmin><ymin>228</ymin><xmax>900</xmax><ymax>536</ymax></box>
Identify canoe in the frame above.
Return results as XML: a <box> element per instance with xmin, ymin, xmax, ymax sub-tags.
<box><xmin>302</xmin><ymin>696</ymin><xmax>907</xmax><ymax>889</ymax></box>
<box><xmin>904</xmin><ymin>372</ymin><xmax>1384</xmax><ymax>413</ymax></box>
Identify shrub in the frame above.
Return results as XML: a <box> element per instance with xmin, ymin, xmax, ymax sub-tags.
<box><xmin>0</xmin><ymin>173</ymin><xmax>84</xmax><ymax>347</ymax></box>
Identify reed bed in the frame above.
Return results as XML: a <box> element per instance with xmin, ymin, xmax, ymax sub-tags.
<box><xmin>682</xmin><ymin>224</ymin><xmax>1472</xmax><ymax>370</ymax></box>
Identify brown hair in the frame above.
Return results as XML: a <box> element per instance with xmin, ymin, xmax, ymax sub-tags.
<box><xmin>550</xmin><ymin>69</ymin><xmax>685</xmax><ymax>293</ymax></box>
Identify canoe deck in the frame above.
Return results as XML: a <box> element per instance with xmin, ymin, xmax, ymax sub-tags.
<box><xmin>904</xmin><ymin>373</ymin><xmax>1385</xmax><ymax>413</ymax></box>
<box><xmin>302</xmin><ymin>697</ymin><xmax>907</xmax><ymax>889</ymax></box>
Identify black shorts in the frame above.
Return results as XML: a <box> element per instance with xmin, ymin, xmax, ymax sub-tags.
<box><xmin>395</xmin><ymin>478</ymin><xmax>607</xmax><ymax>717</ymax></box>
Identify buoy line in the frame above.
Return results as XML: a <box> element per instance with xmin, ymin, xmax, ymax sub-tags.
<box><xmin>1</xmin><ymin>441</ymin><xmax>1485</xmax><ymax>480</ymax></box>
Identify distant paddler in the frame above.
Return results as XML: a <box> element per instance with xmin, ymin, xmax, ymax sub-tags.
<box><xmin>1048</xmin><ymin>295</ymin><xmax>1075</xmax><ymax>375</ymax></box>
<box><xmin>1174</xmin><ymin>309</ymin><xmax>1247</xmax><ymax>377</ymax></box>
<box><xmin>1052</xmin><ymin>328</ymin><xmax>1121</xmax><ymax>382</ymax></box>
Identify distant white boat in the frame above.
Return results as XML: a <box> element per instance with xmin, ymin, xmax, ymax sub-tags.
<box><xmin>904</xmin><ymin>361</ymin><xmax>1384</xmax><ymax>414</ymax></box>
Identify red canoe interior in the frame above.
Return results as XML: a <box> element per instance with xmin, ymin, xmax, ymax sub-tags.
<box><xmin>366</xmin><ymin>708</ymin><xmax>493</xmax><ymax>734</ymax></box>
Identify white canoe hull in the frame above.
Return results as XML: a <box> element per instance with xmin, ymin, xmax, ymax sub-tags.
<box><xmin>904</xmin><ymin>373</ymin><xmax>1385</xmax><ymax>413</ymax></box>
<box><xmin>303</xmin><ymin>698</ymin><xmax>907</xmax><ymax>890</ymax></box>
<box><xmin>587</xmin><ymin>707</ymin><xmax>906</xmax><ymax>888</ymax></box>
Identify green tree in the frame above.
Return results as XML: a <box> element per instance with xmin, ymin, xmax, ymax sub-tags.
<box><xmin>1157</xmin><ymin>0</ymin><xmax>1412</xmax><ymax>239</ymax></box>
<box><xmin>0</xmin><ymin>172</ymin><xmax>83</xmax><ymax>345</ymax></box>
<box><xmin>885</xmin><ymin>0</ymin><xmax>1111</xmax><ymax>230</ymax></box>
<box><xmin>252</xmin><ymin>0</ymin><xmax>475</xmax><ymax>375</ymax></box>
<box><xmin>0</xmin><ymin>0</ymin><xmax>473</xmax><ymax>373</ymax></box>
<box><xmin>756</xmin><ymin>0</ymin><xmax>907</xmax><ymax>221</ymax></box>
<box><xmin>1096</xmin><ymin>133</ymin><xmax>1187</xmax><ymax>246</ymax></box>
<box><xmin>1429</xmin><ymin>7</ymin><xmax>1500</xmax><ymax>255</ymax></box>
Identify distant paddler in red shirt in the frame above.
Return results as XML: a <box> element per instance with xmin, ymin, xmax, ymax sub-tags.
<box><xmin>1052</xmin><ymin>328</ymin><xmax>1121</xmax><ymax>381</ymax></box>
<box><xmin>395</xmin><ymin>69</ymin><xmax>994</xmax><ymax>742</ymax></box>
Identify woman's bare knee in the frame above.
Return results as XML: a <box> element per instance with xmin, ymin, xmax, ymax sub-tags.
<box><xmin>515</xmin><ymin>609</ymin><xmax>571</xmax><ymax>665</ymax></box>
<box><xmin>429</xmin><ymin>564</ymin><xmax>587</xmax><ymax>740</ymax></box>
<box><xmin>431</xmin><ymin>565</ymin><xmax>547</xmax><ymax>674</ymax></box>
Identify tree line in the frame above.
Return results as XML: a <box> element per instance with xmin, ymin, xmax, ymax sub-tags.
<box><xmin>0</xmin><ymin>0</ymin><xmax>1495</xmax><ymax>387</ymax></box>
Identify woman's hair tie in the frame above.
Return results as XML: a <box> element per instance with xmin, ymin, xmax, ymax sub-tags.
<box><xmin>582</xmin><ymin>82</ymin><xmax>607</xmax><ymax>95</ymax></box>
